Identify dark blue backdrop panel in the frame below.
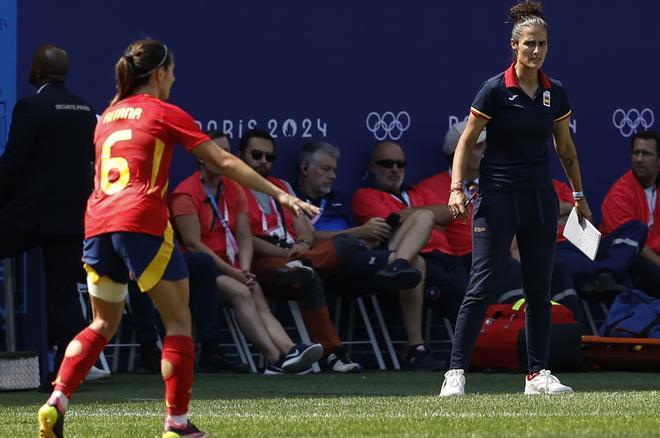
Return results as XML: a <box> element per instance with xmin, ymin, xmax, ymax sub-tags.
<box><xmin>17</xmin><ymin>0</ymin><xmax>660</xmax><ymax>223</ymax></box>
<box><xmin>0</xmin><ymin>0</ymin><xmax>17</xmax><ymax>155</ymax></box>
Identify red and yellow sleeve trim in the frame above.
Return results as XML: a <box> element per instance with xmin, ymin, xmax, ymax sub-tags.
<box><xmin>554</xmin><ymin>110</ymin><xmax>572</xmax><ymax>122</ymax></box>
<box><xmin>470</xmin><ymin>107</ymin><xmax>492</xmax><ymax>121</ymax></box>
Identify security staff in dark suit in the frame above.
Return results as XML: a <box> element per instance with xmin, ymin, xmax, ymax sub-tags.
<box><xmin>0</xmin><ymin>45</ymin><xmax>96</xmax><ymax>375</ymax></box>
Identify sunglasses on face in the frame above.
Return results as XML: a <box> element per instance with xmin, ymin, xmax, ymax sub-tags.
<box><xmin>374</xmin><ymin>159</ymin><xmax>406</xmax><ymax>169</ymax></box>
<box><xmin>250</xmin><ymin>150</ymin><xmax>276</xmax><ymax>162</ymax></box>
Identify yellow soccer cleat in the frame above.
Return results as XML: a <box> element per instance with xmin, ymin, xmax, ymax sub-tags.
<box><xmin>38</xmin><ymin>403</ymin><xmax>64</xmax><ymax>438</ymax></box>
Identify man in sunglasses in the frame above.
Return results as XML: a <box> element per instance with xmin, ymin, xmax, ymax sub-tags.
<box><xmin>353</xmin><ymin>141</ymin><xmax>473</xmax><ymax>322</ymax></box>
<box><xmin>294</xmin><ymin>140</ymin><xmax>444</xmax><ymax>370</ymax></box>
<box><xmin>237</xmin><ymin>128</ymin><xmax>364</xmax><ymax>373</ymax></box>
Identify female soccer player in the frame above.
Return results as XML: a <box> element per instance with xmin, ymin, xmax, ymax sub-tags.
<box><xmin>440</xmin><ymin>1</ymin><xmax>592</xmax><ymax>396</ymax></box>
<box><xmin>38</xmin><ymin>39</ymin><xmax>317</xmax><ymax>438</ymax></box>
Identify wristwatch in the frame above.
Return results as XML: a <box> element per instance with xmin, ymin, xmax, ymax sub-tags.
<box><xmin>296</xmin><ymin>239</ymin><xmax>312</xmax><ymax>248</ymax></box>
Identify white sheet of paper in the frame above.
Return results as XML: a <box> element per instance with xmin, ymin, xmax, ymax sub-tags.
<box><xmin>562</xmin><ymin>207</ymin><xmax>601</xmax><ymax>260</ymax></box>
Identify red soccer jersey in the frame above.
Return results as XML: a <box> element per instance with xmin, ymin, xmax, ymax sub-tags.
<box><xmin>601</xmin><ymin>170</ymin><xmax>660</xmax><ymax>253</ymax></box>
<box><xmin>85</xmin><ymin>94</ymin><xmax>208</xmax><ymax>238</ymax></box>
<box><xmin>415</xmin><ymin>172</ymin><xmax>473</xmax><ymax>256</ymax></box>
<box><xmin>351</xmin><ymin>186</ymin><xmax>447</xmax><ymax>254</ymax></box>
<box><xmin>243</xmin><ymin>176</ymin><xmax>297</xmax><ymax>240</ymax></box>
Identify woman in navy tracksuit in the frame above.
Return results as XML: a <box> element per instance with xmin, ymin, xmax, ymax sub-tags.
<box><xmin>440</xmin><ymin>1</ymin><xmax>593</xmax><ymax>396</ymax></box>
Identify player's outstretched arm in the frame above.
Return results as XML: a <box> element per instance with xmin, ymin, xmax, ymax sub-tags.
<box><xmin>192</xmin><ymin>140</ymin><xmax>319</xmax><ymax>218</ymax></box>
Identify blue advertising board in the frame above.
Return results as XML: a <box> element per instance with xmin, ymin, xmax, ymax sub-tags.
<box><xmin>0</xmin><ymin>0</ymin><xmax>16</xmax><ymax>155</ymax></box>
<box><xmin>15</xmin><ymin>1</ymin><xmax>660</xmax><ymax>221</ymax></box>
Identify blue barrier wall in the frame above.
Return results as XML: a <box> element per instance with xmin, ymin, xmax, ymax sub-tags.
<box><xmin>0</xmin><ymin>0</ymin><xmax>17</xmax><ymax>155</ymax></box>
<box><xmin>15</xmin><ymin>0</ymin><xmax>660</xmax><ymax>222</ymax></box>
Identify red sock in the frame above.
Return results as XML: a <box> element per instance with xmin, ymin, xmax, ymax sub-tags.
<box><xmin>162</xmin><ymin>335</ymin><xmax>195</xmax><ymax>416</ymax></box>
<box><xmin>53</xmin><ymin>327</ymin><xmax>108</xmax><ymax>399</ymax></box>
<box><xmin>301</xmin><ymin>307</ymin><xmax>342</xmax><ymax>354</ymax></box>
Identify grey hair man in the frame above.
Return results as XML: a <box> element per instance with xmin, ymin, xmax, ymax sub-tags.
<box><xmin>296</xmin><ymin>141</ymin><xmax>444</xmax><ymax>371</ymax></box>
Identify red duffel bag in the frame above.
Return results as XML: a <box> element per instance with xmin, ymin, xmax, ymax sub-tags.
<box><xmin>470</xmin><ymin>299</ymin><xmax>582</xmax><ymax>372</ymax></box>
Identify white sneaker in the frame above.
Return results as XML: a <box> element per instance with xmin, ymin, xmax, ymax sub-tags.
<box><xmin>326</xmin><ymin>350</ymin><xmax>362</xmax><ymax>373</ymax></box>
<box><xmin>439</xmin><ymin>369</ymin><xmax>465</xmax><ymax>396</ymax></box>
<box><xmin>85</xmin><ymin>366</ymin><xmax>111</xmax><ymax>381</ymax></box>
<box><xmin>524</xmin><ymin>369</ymin><xmax>573</xmax><ymax>395</ymax></box>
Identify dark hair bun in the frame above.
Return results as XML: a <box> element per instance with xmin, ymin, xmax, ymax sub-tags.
<box><xmin>509</xmin><ymin>1</ymin><xmax>544</xmax><ymax>22</ymax></box>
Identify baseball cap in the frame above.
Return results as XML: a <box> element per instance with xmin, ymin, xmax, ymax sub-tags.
<box><xmin>443</xmin><ymin>120</ymin><xmax>486</xmax><ymax>156</ymax></box>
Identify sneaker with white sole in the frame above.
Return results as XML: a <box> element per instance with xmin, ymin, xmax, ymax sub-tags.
<box><xmin>85</xmin><ymin>366</ymin><xmax>111</xmax><ymax>381</ymax></box>
<box><xmin>326</xmin><ymin>348</ymin><xmax>362</xmax><ymax>373</ymax></box>
<box><xmin>281</xmin><ymin>343</ymin><xmax>323</xmax><ymax>373</ymax></box>
<box><xmin>263</xmin><ymin>361</ymin><xmax>313</xmax><ymax>375</ymax></box>
<box><xmin>524</xmin><ymin>369</ymin><xmax>573</xmax><ymax>395</ymax></box>
<box><xmin>439</xmin><ymin>369</ymin><xmax>465</xmax><ymax>396</ymax></box>
<box><xmin>272</xmin><ymin>260</ymin><xmax>315</xmax><ymax>287</ymax></box>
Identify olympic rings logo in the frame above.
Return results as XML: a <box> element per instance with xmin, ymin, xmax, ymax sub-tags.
<box><xmin>366</xmin><ymin>111</ymin><xmax>411</xmax><ymax>141</ymax></box>
<box><xmin>612</xmin><ymin>108</ymin><xmax>654</xmax><ymax>137</ymax></box>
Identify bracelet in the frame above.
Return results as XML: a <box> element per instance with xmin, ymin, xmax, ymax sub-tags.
<box><xmin>450</xmin><ymin>181</ymin><xmax>463</xmax><ymax>192</ymax></box>
<box><xmin>296</xmin><ymin>239</ymin><xmax>312</xmax><ymax>248</ymax></box>
<box><xmin>572</xmin><ymin>191</ymin><xmax>586</xmax><ymax>200</ymax></box>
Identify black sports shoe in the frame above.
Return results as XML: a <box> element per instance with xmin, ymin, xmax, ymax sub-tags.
<box><xmin>272</xmin><ymin>260</ymin><xmax>315</xmax><ymax>287</ymax></box>
<box><xmin>263</xmin><ymin>361</ymin><xmax>313</xmax><ymax>375</ymax></box>
<box><xmin>281</xmin><ymin>343</ymin><xmax>323</xmax><ymax>372</ymax></box>
<box><xmin>162</xmin><ymin>418</ymin><xmax>207</xmax><ymax>437</ymax></box>
<box><xmin>579</xmin><ymin>271</ymin><xmax>626</xmax><ymax>303</ymax></box>
<box><xmin>374</xmin><ymin>258</ymin><xmax>422</xmax><ymax>290</ymax></box>
<box><xmin>198</xmin><ymin>343</ymin><xmax>249</xmax><ymax>373</ymax></box>
<box><xmin>38</xmin><ymin>403</ymin><xmax>64</xmax><ymax>438</ymax></box>
<box><xmin>402</xmin><ymin>344</ymin><xmax>446</xmax><ymax>372</ymax></box>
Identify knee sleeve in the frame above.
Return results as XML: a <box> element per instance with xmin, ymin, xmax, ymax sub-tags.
<box><xmin>87</xmin><ymin>274</ymin><xmax>128</xmax><ymax>303</ymax></box>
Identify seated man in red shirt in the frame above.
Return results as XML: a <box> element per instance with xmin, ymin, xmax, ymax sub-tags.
<box><xmin>600</xmin><ymin>130</ymin><xmax>660</xmax><ymax>297</ymax></box>
<box><xmin>238</xmin><ymin>128</ymin><xmax>364</xmax><ymax>372</ymax></box>
<box><xmin>353</xmin><ymin>141</ymin><xmax>480</xmax><ymax>321</ymax></box>
<box><xmin>295</xmin><ymin>140</ymin><xmax>443</xmax><ymax>370</ymax></box>
<box><xmin>170</xmin><ymin>132</ymin><xmax>323</xmax><ymax>374</ymax></box>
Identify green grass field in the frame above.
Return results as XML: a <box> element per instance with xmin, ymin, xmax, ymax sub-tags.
<box><xmin>3</xmin><ymin>371</ymin><xmax>659</xmax><ymax>437</ymax></box>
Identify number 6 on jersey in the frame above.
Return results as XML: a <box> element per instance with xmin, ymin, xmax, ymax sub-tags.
<box><xmin>100</xmin><ymin>129</ymin><xmax>132</xmax><ymax>195</ymax></box>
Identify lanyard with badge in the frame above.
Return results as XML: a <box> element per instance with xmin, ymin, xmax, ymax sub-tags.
<box><xmin>201</xmin><ymin>178</ymin><xmax>240</xmax><ymax>266</ymax></box>
<box><xmin>308</xmin><ymin>198</ymin><xmax>326</xmax><ymax>225</ymax></box>
<box><xmin>257</xmin><ymin>195</ymin><xmax>295</xmax><ymax>245</ymax></box>
<box><xmin>645</xmin><ymin>186</ymin><xmax>656</xmax><ymax>228</ymax></box>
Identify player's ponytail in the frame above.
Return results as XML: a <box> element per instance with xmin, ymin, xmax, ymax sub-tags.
<box><xmin>111</xmin><ymin>39</ymin><xmax>172</xmax><ymax>105</ymax></box>
<box><xmin>509</xmin><ymin>1</ymin><xmax>548</xmax><ymax>58</ymax></box>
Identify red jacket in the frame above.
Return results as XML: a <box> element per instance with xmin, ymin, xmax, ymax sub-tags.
<box><xmin>415</xmin><ymin>172</ymin><xmax>472</xmax><ymax>256</ymax></box>
<box><xmin>352</xmin><ymin>185</ymin><xmax>448</xmax><ymax>254</ymax></box>
<box><xmin>601</xmin><ymin>170</ymin><xmax>660</xmax><ymax>253</ymax></box>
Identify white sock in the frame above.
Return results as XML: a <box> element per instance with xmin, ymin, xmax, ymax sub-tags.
<box><xmin>169</xmin><ymin>414</ymin><xmax>188</xmax><ymax>425</ymax></box>
<box><xmin>47</xmin><ymin>391</ymin><xmax>69</xmax><ymax>412</ymax></box>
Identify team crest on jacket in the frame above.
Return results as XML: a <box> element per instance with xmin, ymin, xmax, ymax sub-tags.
<box><xmin>543</xmin><ymin>91</ymin><xmax>551</xmax><ymax>107</ymax></box>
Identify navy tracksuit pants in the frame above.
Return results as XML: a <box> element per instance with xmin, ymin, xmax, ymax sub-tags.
<box><xmin>450</xmin><ymin>187</ymin><xmax>558</xmax><ymax>373</ymax></box>
<box><xmin>556</xmin><ymin>220</ymin><xmax>647</xmax><ymax>286</ymax></box>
